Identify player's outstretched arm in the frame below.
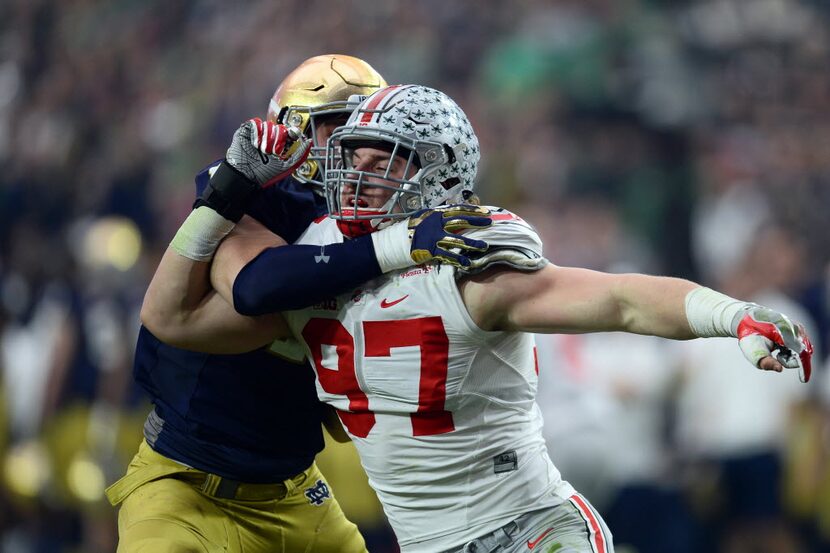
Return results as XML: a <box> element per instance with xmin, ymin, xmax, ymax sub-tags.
<box><xmin>218</xmin><ymin>205</ymin><xmax>493</xmax><ymax>316</ymax></box>
<box><xmin>461</xmin><ymin>265</ymin><xmax>697</xmax><ymax>336</ymax></box>
<box><xmin>461</xmin><ymin>265</ymin><xmax>813</xmax><ymax>381</ymax></box>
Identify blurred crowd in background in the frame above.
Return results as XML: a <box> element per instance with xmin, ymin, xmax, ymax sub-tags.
<box><xmin>0</xmin><ymin>0</ymin><xmax>829</xmax><ymax>551</ymax></box>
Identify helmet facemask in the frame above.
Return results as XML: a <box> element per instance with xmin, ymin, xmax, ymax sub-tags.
<box><xmin>325</xmin><ymin>127</ymin><xmax>461</xmax><ymax>237</ymax></box>
<box><xmin>275</xmin><ymin>101</ymin><xmax>354</xmax><ymax>193</ymax></box>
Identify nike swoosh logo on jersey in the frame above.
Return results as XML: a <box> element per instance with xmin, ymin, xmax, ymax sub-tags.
<box><xmin>527</xmin><ymin>527</ymin><xmax>554</xmax><ymax>550</ymax></box>
<box><xmin>380</xmin><ymin>295</ymin><xmax>409</xmax><ymax>308</ymax></box>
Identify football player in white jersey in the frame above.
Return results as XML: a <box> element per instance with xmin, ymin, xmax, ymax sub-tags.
<box><xmin>143</xmin><ymin>84</ymin><xmax>814</xmax><ymax>553</ymax></box>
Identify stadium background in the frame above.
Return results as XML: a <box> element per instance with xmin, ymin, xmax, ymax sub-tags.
<box><xmin>0</xmin><ymin>0</ymin><xmax>829</xmax><ymax>551</ymax></box>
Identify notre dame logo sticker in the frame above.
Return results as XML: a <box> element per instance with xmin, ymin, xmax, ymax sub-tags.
<box><xmin>304</xmin><ymin>480</ymin><xmax>331</xmax><ymax>506</ymax></box>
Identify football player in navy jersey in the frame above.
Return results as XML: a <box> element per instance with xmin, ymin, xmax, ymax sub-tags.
<box><xmin>105</xmin><ymin>55</ymin><xmax>491</xmax><ymax>553</ymax></box>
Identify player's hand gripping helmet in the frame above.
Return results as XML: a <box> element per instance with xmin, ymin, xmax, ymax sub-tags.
<box><xmin>325</xmin><ymin>85</ymin><xmax>481</xmax><ymax>237</ymax></box>
<box><xmin>267</xmin><ymin>54</ymin><xmax>387</xmax><ymax>191</ymax></box>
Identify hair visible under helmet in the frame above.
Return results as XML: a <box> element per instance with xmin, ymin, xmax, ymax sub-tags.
<box><xmin>267</xmin><ymin>54</ymin><xmax>387</xmax><ymax>191</ymax></box>
<box><xmin>324</xmin><ymin>84</ymin><xmax>481</xmax><ymax>237</ymax></box>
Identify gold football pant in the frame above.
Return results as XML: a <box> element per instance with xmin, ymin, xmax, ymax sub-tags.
<box><xmin>106</xmin><ymin>440</ymin><xmax>367</xmax><ymax>553</ymax></box>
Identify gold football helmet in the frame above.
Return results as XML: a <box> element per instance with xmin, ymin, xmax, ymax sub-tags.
<box><xmin>267</xmin><ymin>54</ymin><xmax>387</xmax><ymax>189</ymax></box>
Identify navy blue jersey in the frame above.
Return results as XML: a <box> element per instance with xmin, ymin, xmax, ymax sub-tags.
<box><xmin>189</xmin><ymin>160</ymin><xmax>322</xmax><ymax>244</ymax></box>
<box><xmin>133</xmin><ymin>165</ymin><xmax>328</xmax><ymax>482</ymax></box>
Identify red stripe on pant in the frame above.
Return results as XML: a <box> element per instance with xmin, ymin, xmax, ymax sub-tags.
<box><xmin>569</xmin><ymin>493</ymin><xmax>608</xmax><ymax>553</ymax></box>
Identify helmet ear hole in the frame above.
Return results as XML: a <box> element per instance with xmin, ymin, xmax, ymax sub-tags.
<box><xmin>461</xmin><ymin>190</ymin><xmax>480</xmax><ymax>204</ymax></box>
<box><xmin>442</xmin><ymin>144</ymin><xmax>457</xmax><ymax>165</ymax></box>
<box><xmin>441</xmin><ymin>177</ymin><xmax>460</xmax><ymax>190</ymax></box>
<box><xmin>275</xmin><ymin>106</ymin><xmax>289</xmax><ymax>124</ymax></box>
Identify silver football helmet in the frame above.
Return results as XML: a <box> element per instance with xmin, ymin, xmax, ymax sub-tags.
<box><xmin>324</xmin><ymin>85</ymin><xmax>480</xmax><ymax>236</ymax></box>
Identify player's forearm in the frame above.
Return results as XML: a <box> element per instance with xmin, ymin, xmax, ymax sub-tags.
<box><xmin>141</xmin><ymin>205</ymin><xmax>238</xmax><ymax>335</ymax></box>
<box><xmin>209</xmin><ymin>216</ymin><xmax>288</xmax><ymax>308</ymax></box>
<box><xmin>151</xmin><ymin>297</ymin><xmax>287</xmax><ymax>354</ymax></box>
<box><xmin>140</xmin><ymin>210</ymin><xmax>286</xmax><ymax>351</ymax></box>
<box><xmin>612</xmin><ymin>274</ymin><xmax>699</xmax><ymax>338</ymax></box>
<box><xmin>140</xmin><ymin>248</ymin><xmax>216</xmax><ymax>338</ymax></box>
<box><xmin>208</xmin><ymin>216</ymin><xmax>384</xmax><ymax>315</ymax></box>
<box><xmin>142</xmin><ymin>250</ymin><xmax>287</xmax><ymax>352</ymax></box>
<box><xmin>492</xmin><ymin>267</ymin><xmax>698</xmax><ymax>337</ymax></box>
<box><xmin>231</xmin><ymin>237</ymin><xmax>382</xmax><ymax>315</ymax></box>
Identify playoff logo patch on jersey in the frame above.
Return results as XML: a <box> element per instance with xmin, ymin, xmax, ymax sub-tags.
<box><xmin>494</xmin><ymin>451</ymin><xmax>518</xmax><ymax>474</ymax></box>
<box><xmin>304</xmin><ymin>479</ymin><xmax>331</xmax><ymax>506</ymax></box>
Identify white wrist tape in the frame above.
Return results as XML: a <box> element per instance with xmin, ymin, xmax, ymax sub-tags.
<box><xmin>684</xmin><ymin>286</ymin><xmax>751</xmax><ymax>338</ymax></box>
<box><xmin>370</xmin><ymin>220</ymin><xmax>414</xmax><ymax>273</ymax></box>
<box><xmin>169</xmin><ymin>206</ymin><xmax>236</xmax><ymax>262</ymax></box>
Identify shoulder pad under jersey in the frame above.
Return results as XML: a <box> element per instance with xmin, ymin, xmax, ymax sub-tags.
<box><xmin>457</xmin><ymin>207</ymin><xmax>548</xmax><ymax>276</ymax></box>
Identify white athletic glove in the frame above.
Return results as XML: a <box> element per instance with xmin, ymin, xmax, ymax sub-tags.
<box><xmin>733</xmin><ymin>305</ymin><xmax>814</xmax><ymax>382</ymax></box>
<box><xmin>371</xmin><ymin>205</ymin><xmax>493</xmax><ymax>273</ymax></box>
<box><xmin>197</xmin><ymin>118</ymin><xmax>312</xmax><ymax>222</ymax></box>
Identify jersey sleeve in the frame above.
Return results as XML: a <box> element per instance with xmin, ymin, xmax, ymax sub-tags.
<box><xmin>459</xmin><ymin>207</ymin><xmax>548</xmax><ymax>275</ymax></box>
<box><xmin>193</xmin><ymin>161</ymin><xmax>219</xmax><ymax>198</ymax></box>
<box><xmin>193</xmin><ymin>162</ymin><xmax>319</xmax><ymax>244</ymax></box>
<box><xmin>244</xmin><ymin>183</ymin><xmax>320</xmax><ymax>244</ymax></box>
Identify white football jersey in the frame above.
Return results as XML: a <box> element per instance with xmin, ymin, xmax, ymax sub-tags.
<box><xmin>283</xmin><ymin>209</ymin><xmax>575</xmax><ymax>552</ymax></box>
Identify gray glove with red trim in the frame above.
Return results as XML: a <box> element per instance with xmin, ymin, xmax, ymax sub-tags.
<box><xmin>197</xmin><ymin>118</ymin><xmax>312</xmax><ymax>222</ymax></box>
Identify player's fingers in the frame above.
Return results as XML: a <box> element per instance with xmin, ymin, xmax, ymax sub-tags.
<box><xmin>264</xmin><ymin>122</ymin><xmax>275</xmax><ymax>154</ymax></box>
<box><xmin>738</xmin><ymin>334</ymin><xmax>775</xmax><ymax>369</ymax></box>
<box><xmin>441</xmin><ymin>205</ymin><xmax>491</xmax><ymax>218</ymax></box>
<box><xmin>758</xmin><ymin>355</ymin><xmax>784</xmax><ymax>373</ymax></box>
<box><xmin>274</xmin><ymin>124</ymin><xmax>289</xmax><ymax>156</ymax></box>
<box><xmin>438</xmin><ymin>235</ymin><xmax>487</xmax><ymax>252</ymax></box>
<box><xmin>298</xmin><ymin>137</ymin><xmax>313</xmax><ymax>160</ymax></box>
<box><xmin>443</xmin><ymin>216</ymin><xmax>493</xmax><ymax>232</ymax></box>
<box><xmin>434</xmin><ymin>247</ymin><xmax>469</xmax><ymax>267</ymax></box>
<box><xmin>248</xmin><ymin>118</ymin><xmax>263</xmax><ymax>148</ymax></box>
<box><xmin>262</xmin><ymin>122</ymin><xmax>281</xmax><ymax>155</ymax></box>
<box><xmin>410</xmin><ymin>247</ymin><xmax>432</xmax><ymax>265</ymax></box>
<box><xmin>286</xmin><ymin>137</ymin><xmax>312</xmax><ymax>168</ymax></box>
<box><xmin>777</xmin><ymin>316</ymin><xmax>803</xmax><ymax>353</ymax></box>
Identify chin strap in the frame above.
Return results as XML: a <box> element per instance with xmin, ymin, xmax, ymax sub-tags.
<box><xmin>334</xmin><ymin>207</ymin><xmax>392</xmax><ymax>238</ymax></box>
<box><xmin>336</xmin><ymin>217</ymin><xmax>377</xmax><ymax>238</ymax></box>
